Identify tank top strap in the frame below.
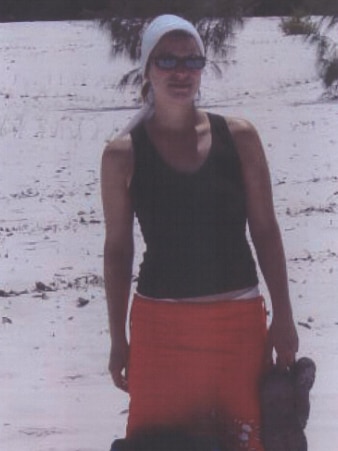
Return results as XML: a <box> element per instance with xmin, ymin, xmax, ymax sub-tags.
<box><xmin>207</xmin><ymin>113</ymin><xmax>238</xmax><ymax>156</ymax></box>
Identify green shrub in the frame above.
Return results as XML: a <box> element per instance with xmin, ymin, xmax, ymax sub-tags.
<box><xmin>280</xmin><ymin>14</ymin><xmax>318</xmax><ymax>36</ymax></box>
<box><xmin>323</xmin><ymin>58</ymin><xmax>338</xmax><ymax>97</ymax></box>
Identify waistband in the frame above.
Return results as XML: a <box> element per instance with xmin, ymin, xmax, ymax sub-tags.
<box><xmin>135</xmin><ymin>285</ymin><xmax>260</xmax><ymax>304</ymax></box>
<box><xmin>131</xmin><ymin>293</ymin><xmax>267</xmax><ymax>324</ymax></box>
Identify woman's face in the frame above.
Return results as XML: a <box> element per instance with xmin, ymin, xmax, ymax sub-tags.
<box><xmin>146</xmin><ymin>32</ymin><xmax>203</xmax><ymax>106</ymax></box>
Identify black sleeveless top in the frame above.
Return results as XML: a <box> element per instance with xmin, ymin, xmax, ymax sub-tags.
<box><xmin>130</xmin><ymin>113</ymin><xmax>258</xmax><ymax>298</ymax></box>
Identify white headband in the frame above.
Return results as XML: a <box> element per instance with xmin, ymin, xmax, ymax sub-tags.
<box><xmin>140</xmin><ymin>14</ymin><xmax>205</xmax><ymax>77</ymax></box>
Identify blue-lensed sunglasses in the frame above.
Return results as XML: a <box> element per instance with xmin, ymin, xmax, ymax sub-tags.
<box><xmin>152</xmin><ymin>54</ymin><xmax>206</xmax><ymax>71</ymax></box>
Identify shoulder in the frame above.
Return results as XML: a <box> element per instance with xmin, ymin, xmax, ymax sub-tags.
<box><xmin>225</xmin><ymin>116</ymin><xmax>259</xmax><ymax>142</ymax></box>
<box><xmin>102</xmin><ymin>135</ymin><xmax>133</xmax><ymax>164</ymax></box>
<box><xmin>224</xmin><ymin>116</ymin><xmax>265</xmax><ymax>164</ymax></box>
<box><xmin>101</xmin><ymin>135</ymin><xmax>134</xmax><ymax>182</ymax></box>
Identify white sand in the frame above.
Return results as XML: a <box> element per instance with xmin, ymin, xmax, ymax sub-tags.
<box><xmin>0</xmin><ymin>18</ymin><xmax>337</xmax><ymax>451</ymax></box>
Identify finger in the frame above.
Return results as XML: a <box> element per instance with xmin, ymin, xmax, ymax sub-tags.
<box><xmin>276</xmin><ymin>351</ymin><xmax>296</xmax><ymax>371</ymax></box>
<box><xmin>125</xmin><ymin>359</ymin><xmax>130</xmax><ymax>381</ymax></box>
<box><xmin>112</xmin><ymin>369</ymin><xmax>129</xmax><ymax>392</ymax></box>
<box><xmin>276</xmin><ymin>355</ymin><xmax>288</xmax><ymax>371</ymax></box>
<box><xmin>264</xmin><ymin>329</ymin><xmax>274</xmax><ymax>367</ymax></box>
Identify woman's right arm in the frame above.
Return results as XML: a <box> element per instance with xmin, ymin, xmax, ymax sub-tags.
<box><xmin>101</xmin><ymin>138</ymin><xmax>134</xmax><ymax>391</ymax></box>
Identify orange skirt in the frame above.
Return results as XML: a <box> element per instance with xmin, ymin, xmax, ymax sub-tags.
<box><xmin>127</xmin><ymin>294</ymin><xmax>268</xmax><ymax>451</ymax></box>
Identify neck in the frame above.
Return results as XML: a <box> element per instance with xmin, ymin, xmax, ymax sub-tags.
<box><xmin>152</xmin><ymin>101</ymin><xmax>197</xmax><ymax>132</ymax></box>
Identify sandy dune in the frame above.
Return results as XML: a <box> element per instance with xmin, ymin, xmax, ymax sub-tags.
<box><xmin>1</xmin><ymin>18</ymin><xmax>338</xmax><ymax>451</ymax></box>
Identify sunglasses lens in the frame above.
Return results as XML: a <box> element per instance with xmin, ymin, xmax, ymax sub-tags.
<box><xmin>185</xmin><ymin>56</ymin><xmax>206</xmax><ymax>69</ymax></box>
<box><xmin>155</xmin><ymin>57</ymin><xmax>178</xmax><ymax>70</ymax></box>
<box><xmin>154</xmin><ymin>56</ymin><xmax>206</xmax><ymax>70</ymax></box>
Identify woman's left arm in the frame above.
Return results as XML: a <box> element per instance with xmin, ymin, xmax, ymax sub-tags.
<box><xmin>228</xmin><ymin>117</ymin><xmax>299</xmax><ymax>370</ymax></box>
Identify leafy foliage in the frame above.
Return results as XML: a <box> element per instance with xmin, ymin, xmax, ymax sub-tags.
<box><xmin>308</xmin><ymin>30</ymin><xmax>338</xmax><ymax>97</ymax></box>
<box><xmin>101</xmin><ymin>0</ymin><xmax>258</xmax><ymax>89</ymax></box>
<box><xmin>101</xmin><ymin>0</ymin><xmax>258</xmax><ymax>61</ymax></box>
<box><xmin>280</xmin><ymin>13</ymin><xmax>318</xmax><ymax>35</ymax></box>
<box><xmin>301</xmin><ymin>0</ymin><xmax>338</xmax><ymax>25</ymax></box>
<box><xmin>323</xmin><ymin>59</ymin><xmax>338</xmax><ymax>94</ymax></box>
<box><xmin>278</xmin><ymin>1</ymin><xmax>338</xmax><ymax>98</ymax></box>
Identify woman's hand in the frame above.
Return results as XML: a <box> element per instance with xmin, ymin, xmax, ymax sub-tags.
<box><xmin>109</xmin><ymin>338</ymin><xmax>129</xmax><ymax>392</ymax></box>
<box><xmin>266</xmin><ymin>314</ymin><xmax>299</xmax><ymax>370</ymax></box>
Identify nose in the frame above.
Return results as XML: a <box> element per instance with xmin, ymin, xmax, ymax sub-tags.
<box><xmin>163</xmin><ymin>58</ymin><xmax>190</xmax><ymax>74</ymax></box>
<box><xmin>172</xmin><ymin>63</ymin><xmax>190</xmax><ymax>76</ymax></box>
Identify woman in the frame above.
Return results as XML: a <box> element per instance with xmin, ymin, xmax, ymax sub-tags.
<box><xmin>101</xmin><ymin>14</ymin><xmax>299</xmax><ymax>451</ymax></box>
